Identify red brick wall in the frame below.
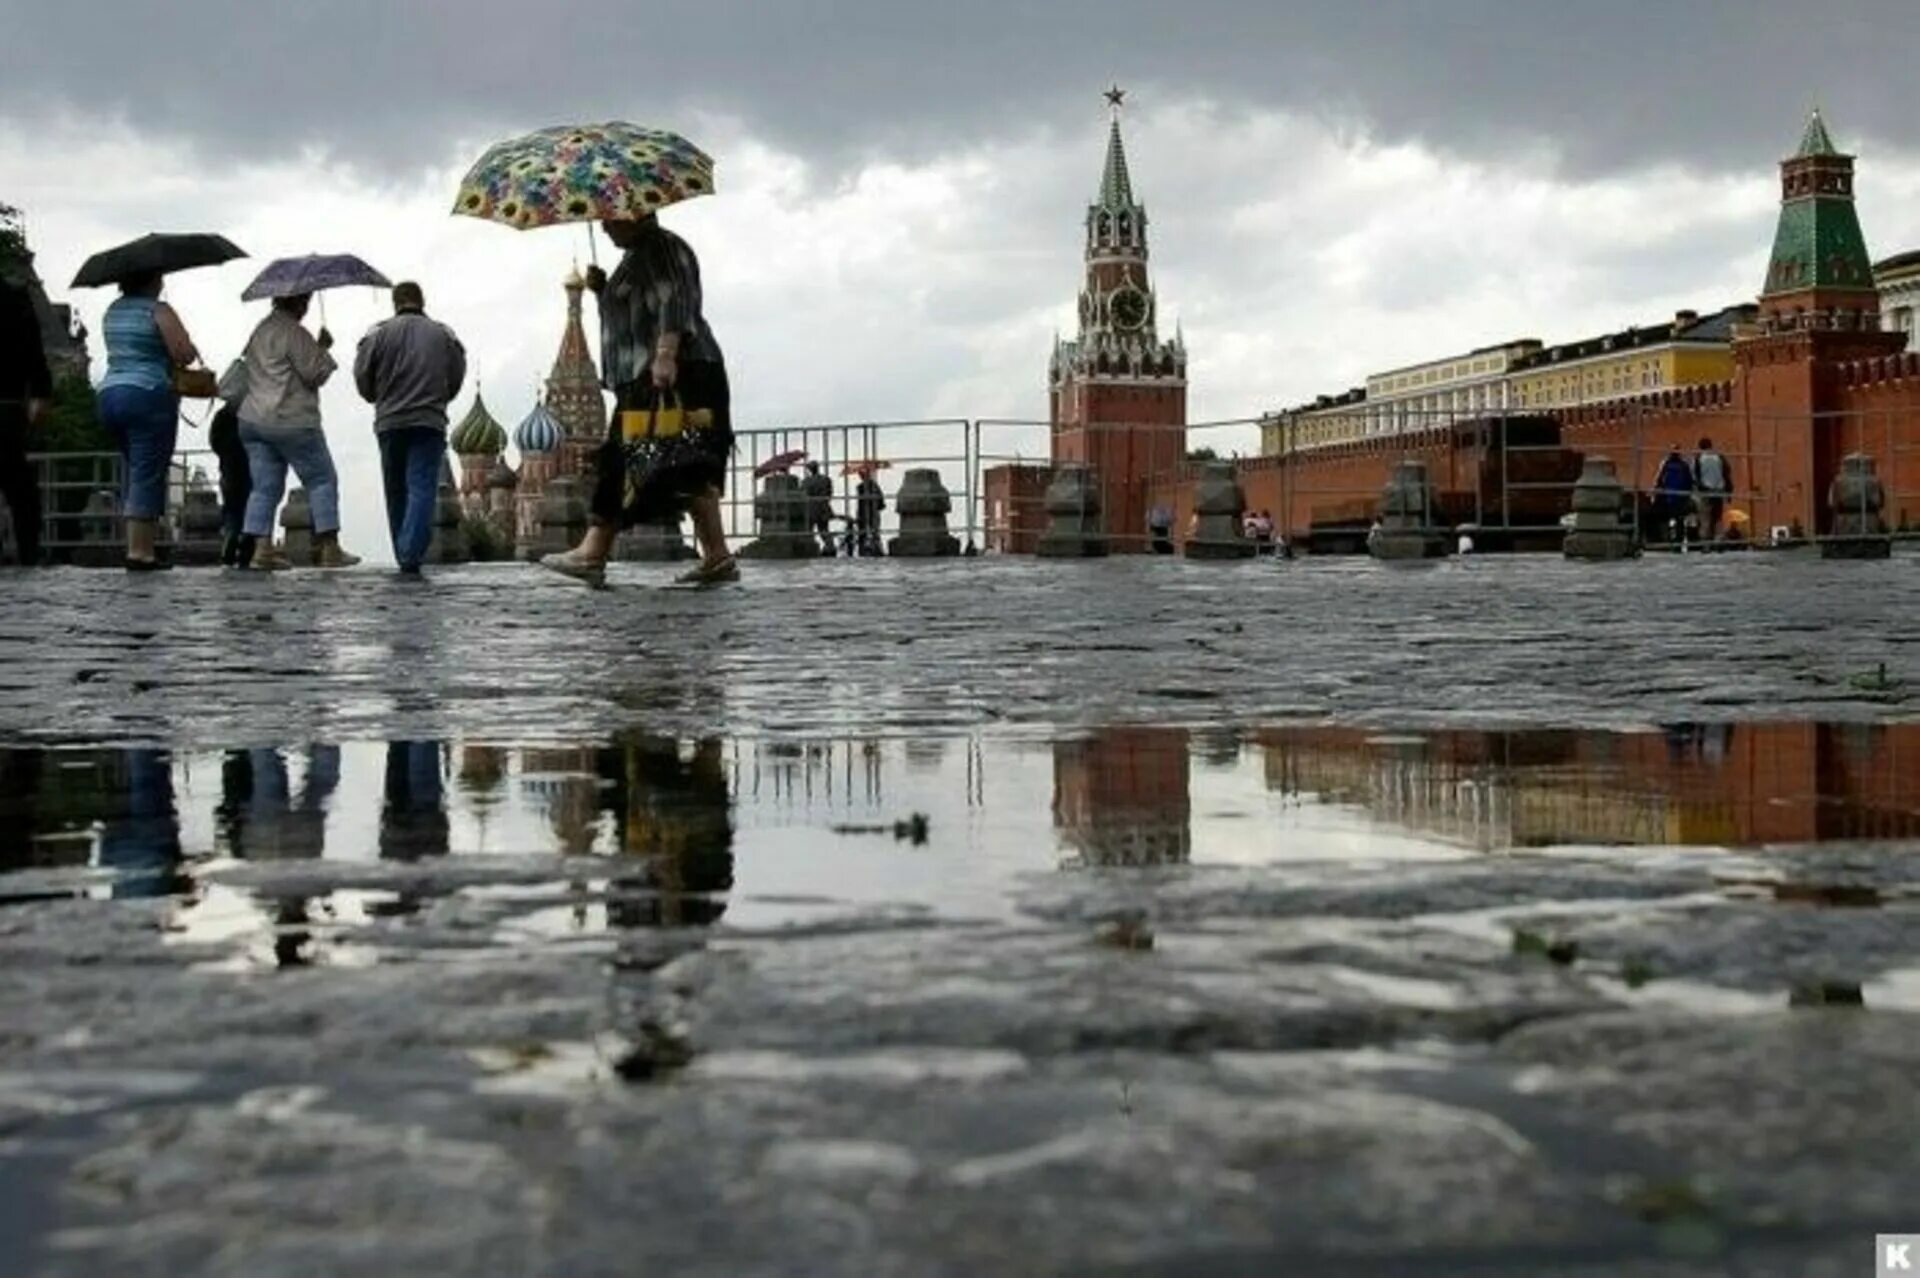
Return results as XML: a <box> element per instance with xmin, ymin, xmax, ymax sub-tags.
<box><xmin>982</xmin><ymin>464</ymin><xmax>1051</xmax><ymax>554</ymax></box>
<box><xmin>1138</xmin><ymin>343</ymin><xmax>1920</xmax><ymax>543</ymax></box>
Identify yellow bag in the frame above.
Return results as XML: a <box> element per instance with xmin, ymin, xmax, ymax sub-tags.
<box><xmin>620</xmin><ymin>393</ymin><xmax>712</xmax><ymax>442</ymax></box>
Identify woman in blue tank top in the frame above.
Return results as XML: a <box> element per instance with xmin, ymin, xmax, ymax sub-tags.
<box><xmin>97</xmin><ymin>273</ymin><xmax>199</xmax><ymax>570</ymax></box>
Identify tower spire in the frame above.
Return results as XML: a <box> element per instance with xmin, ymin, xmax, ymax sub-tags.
<box><xmin>1798</xmin><ymin>104</ymin><xmax>1838</xmax><ymax>157</ymax></box>
<box><xmin>1099</xmin><ymin>86</ymin><xmax>1133</xmax><ymax>210</ymax></box>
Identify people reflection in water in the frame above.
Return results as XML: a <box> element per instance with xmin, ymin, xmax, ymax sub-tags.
<box><xmin>219</xmin><ymin>745</ymin><xmax>339</xmax><ymax>861</ymax></box>
<box><xmin>599</xmin><ymin>734</ymin><xmax>734</xmax><ymax>927</ymax></box>
<box><xmin>95</xmin><ymin>748</ymin><xmax>185</xmax><ymax>897</ymax></box>
<box><xmin>219</xmin><ymin>745</ymin><xmax>342</xmax><ymax>967</ymax></box>
<box><xmin>381</xmin><ymin>740</ymin><xmax>449</xmax><ymax>862</ymax></box>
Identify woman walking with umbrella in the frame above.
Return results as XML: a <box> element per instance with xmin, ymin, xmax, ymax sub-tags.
<box><xmin>454</xmin><ymin>123</ymin><xmax>736</xmax><ymax>587</ymax></box>
<box><xmin>232</xmin><ymin>254</ymin><xmax>391</xmax><ymax>571</ymax></box>
<box><xmin>74</xmin><ymin>233</ymin><xmax>243</xmax><ymax>569</ymax></box>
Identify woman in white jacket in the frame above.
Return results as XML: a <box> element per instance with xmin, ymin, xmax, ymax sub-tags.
<box><xmin>237</xmin><ymin>293</ymin><xmax>360</xmax><ymax>570</ymax></box>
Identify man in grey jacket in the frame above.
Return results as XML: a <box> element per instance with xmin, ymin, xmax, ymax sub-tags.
<box><xmin>355</xmin><ymin>282</ymin><xmax>466</xmax><ymax>574</ymax></box>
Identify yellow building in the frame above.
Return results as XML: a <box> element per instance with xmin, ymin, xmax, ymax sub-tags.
<box><xmin>1508</xmin><ymin>305</ymin><xmax>1755</xmax><ymax>410</ymax></box>
<box><xmin>1258</xmin><ymin>387</ymin><xmax>1367</xmax><ymax>454</ymax></box>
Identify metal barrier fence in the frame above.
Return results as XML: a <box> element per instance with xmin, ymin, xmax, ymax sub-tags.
<box><xmin>18</xmin><ymin>447</ymin><xmax>223</xmax><ymax>563</ymax></box>
<box><xmin>13</xmin><ymin>405</ymin><xmax>1918</xmax><ymax>563</ymax></box>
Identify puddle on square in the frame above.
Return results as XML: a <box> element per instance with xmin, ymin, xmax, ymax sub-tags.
<box><xmin>2</xmin><ymin>722</ymin><xmax>1917</xmax><ymax>968</ymax></box>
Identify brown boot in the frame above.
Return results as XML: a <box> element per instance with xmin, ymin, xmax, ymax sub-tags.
<box><xmin>250</xmin><ymin>541</ymin><xmax>294</xmax><ymax>572</ymax></box>
<box><xmin>313</xmin><ymin>535</ymin><xmax>362</xmax><ymax>569</ymax></box>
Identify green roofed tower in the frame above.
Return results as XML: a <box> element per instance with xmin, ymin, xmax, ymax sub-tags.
<box><xmin>1759</xmin><ymin>108</ymin><xmax>1881</xmax><ymax>331</ymax></box>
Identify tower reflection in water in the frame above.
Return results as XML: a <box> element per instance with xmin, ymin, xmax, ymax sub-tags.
<box><xmin>1052</xmin><ymin>727</ymin><xmax>1192</xmax><ymax>867</ymax></box>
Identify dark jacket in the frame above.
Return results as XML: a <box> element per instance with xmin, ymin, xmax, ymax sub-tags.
<box><xmin>855</xmin><ymin>478</ymin><xmax>885</xmax><ymax>528</ymax></box>
<box><xmin>1655</xmin><ymin>454</ymin><xmax>1694</xmax><ymax>498</ymax></box>
<box><xmin>354</xmin><ymin>310</ymin><xmax>467</xmax><ymax>433</ymax></box>
<box><xmin>0</xmin><ymin>280</ymin><xmax>52</xmax><ymax>406</ymax></box>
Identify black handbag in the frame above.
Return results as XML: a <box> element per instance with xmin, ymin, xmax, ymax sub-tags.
<box><xmin>617</xmin><ymin>387</ymin><xmax>718</xmax><ymax>517</ymax></box>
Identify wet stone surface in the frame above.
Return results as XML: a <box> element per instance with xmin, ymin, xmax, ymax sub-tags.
<box><xmin>1</xmin><ymin>556</ymin><xmax>1919</xmax><ymax>1274</ymax></box>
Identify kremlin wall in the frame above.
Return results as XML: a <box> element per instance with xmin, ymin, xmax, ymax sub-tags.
<box><xmin>998</xmin><ymin>103</ymin><xmax>1920</xmax><ymax>551</ymax></box>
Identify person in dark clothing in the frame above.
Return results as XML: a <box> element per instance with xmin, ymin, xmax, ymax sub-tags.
<box><xmin>542</xmin><ymin>215</ymin><xmax>736</xmax><ymax>588</ymax></box>
<box><xmin>854</xmin><ymin>470</ymin><xmax>886</xmax><ymax>556</ymax></box>
<box><xmin>1653</xmin><ymin>446</ymin><xmax>1694</xmax><ymax>544</ymax></box>
<box><xmin>0</xmin><ymin>275</ymin><xmax>52</xmax><ymax>565</ymax></box>
<box><xmin>802</xmin><ymin>460</ymin><xmax>835</xmax><ymax>555</ymax></box>
<box><xmin>209</xmin><ymin>391</ymin><xmax>253</xmax><ymax>566</ymax></box>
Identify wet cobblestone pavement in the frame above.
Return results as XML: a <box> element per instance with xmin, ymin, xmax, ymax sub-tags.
<box><xmin>2</xmin><ymin>555</ymin><xmax>1920</xmax><ymax>1275</ymax></box>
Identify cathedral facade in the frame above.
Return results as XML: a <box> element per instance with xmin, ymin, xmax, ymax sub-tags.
<box><xmin>448</xmin><ymin>268</ymin><xmax>627</xmax><ymax>558</ymax></box>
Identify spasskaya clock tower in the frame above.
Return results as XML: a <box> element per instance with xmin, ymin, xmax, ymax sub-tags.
<box><xmin>1048</xmin><ymin>86</ymin><xmax>1189</xmax><ymax>549</ymax></box>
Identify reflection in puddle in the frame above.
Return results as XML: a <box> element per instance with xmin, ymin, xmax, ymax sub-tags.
<box><xmin>3</xmin><ymin>722</ymin><xmax>1919</xmax><ymax>960</ymax></box>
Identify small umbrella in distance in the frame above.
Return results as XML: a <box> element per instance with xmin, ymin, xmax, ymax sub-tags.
<box><xmin>241</xmin><ymin>254</ymin><xmax>391</xmax><ymax>301</ymax></box>
<box><xmin>842</xmin><ymin>460</ymin><xmax>893</xmax><ymax>477</ymax></box>
<box><xmin>71</xmin><ymin>232</ymin><xmax>246</xmax><ymax>288</ymax></box>
<box><xmin>755</xmin><ymin>449</ymin><xmax>808</xmax><ymax>478</ymax></box>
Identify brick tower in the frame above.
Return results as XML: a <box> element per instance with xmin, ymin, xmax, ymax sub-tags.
<box><xmin>545</xmin><ymin>268</ymin><xmax>608</xmax><ymax>480</ymax></box>
<box><xmin>1736</xmin><ymin>108</ymin><xmax>1904</xmax><ymax>533</ymax></box>
<box><xmin>1049</xmin><ymin>88</ymin><xmax>1188</xmax><ymax>549</ymax></box>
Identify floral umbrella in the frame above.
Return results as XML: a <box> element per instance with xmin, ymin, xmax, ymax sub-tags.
<box><xmin>452</xmin><ymin>122</ymin><xmax>716</xmax><ymax>231</ymax></box>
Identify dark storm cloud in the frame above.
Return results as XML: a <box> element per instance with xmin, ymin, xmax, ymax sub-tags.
<box><xmin>3</xmin><ymin>0</ymin><xmax>1916</xmax><ymax>177</ymax></box>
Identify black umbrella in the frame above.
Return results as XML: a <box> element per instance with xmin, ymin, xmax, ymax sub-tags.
<box><xmin>71</xmin><ymin>233</ymin><xmax>247</xmax><ymax>288</ymax></box>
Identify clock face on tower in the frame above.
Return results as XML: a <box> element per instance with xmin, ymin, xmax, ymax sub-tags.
<box><xmin>1109</xmin><ymin>287</ymin><xmax>1148</xmax><ymax>331</ymax></box>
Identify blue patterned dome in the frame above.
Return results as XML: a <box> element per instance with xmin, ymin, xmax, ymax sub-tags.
<box><xmin>514</xmin><ymin>400</ymin><xmax>562</xmax><ymax>455</ymax></box>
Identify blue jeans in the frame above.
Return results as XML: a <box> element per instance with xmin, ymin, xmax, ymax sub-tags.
<box><xmin>378</xmin><ymin>428</ymin><xmax>446</xmax><ymax>569</ymax></box>
<box><xmin>98</xmin><ymin>385</ymin><xmax>179</xmax><ymax>519</ymax></box>
<box><xmin>241</xmin><ymin>420</ymin><xmax>340</xmax><ymax>536</ymax></box>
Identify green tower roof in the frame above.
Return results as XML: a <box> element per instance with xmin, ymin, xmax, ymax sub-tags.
<box><xmin>1797</xmin><ymin>107</ymin><xmax>1839</xmax><ymax>157</ymax></box>
<box><xmin>1763</xmin><ymin>109</ymin><xmax>1876</xmax><ymax>296</ymax></box>
<box><xmin>1098</xmin><ymin>117</ymin><xmax>1134</xmax><ymax>210</ymax></box>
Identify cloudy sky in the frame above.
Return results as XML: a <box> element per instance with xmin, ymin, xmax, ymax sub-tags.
<box><xmin>5</xmin><ymin>1</ymin><xmax>1920</xmax><ymax>554</ymax></box>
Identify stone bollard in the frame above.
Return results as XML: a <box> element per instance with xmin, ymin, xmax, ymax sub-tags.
<box><xmin>1561</xmin><ymin>457</ymin><xmax>1638</xmax><ymax>561</ymax></box>
<box><xmin>281</xmin><ymin>487</ymin><xmax>314</xmax><ymax>564</ymax></box>
<box><xmin>888</xmin><ymin>468</ymin><xmax>960</xmax><ymax>558</ymax></box>
<box><xmin>617</xmin><ymin>514</ymin><xmax>693</xmax><ymax>562</ymax></box>
<box><xmin>427</xmin><ymin>478</ymin><xmax>470</xmax><ymax>564</ymax></box>
<box><xmin>1183</xmin><ymin>461</ymin><xmax>1255</xmax><ymax>560</ymax></box>
<box><xmin>1368</xmin><ymin>460</ymin><xmax>1446</xmax><ymax>560</ymax></box>
<box><xmin>530</xmin><ymin>474</ymin><xmax>589</xmax><ymax>560</ymax></box>
<box><xmin>1822</xmin><ymin>453</ymin><xmax>1892</xmax><ymax>560</ymax></box>
<box><xmin>739</xmin><ymin>473</ymin><xmax>819</xmax><ymax>559</ymax></box>
<box><xmin>74</xmin><ymin>489</ymin><xmax>119</xmax><ymax>567</ymax></box>
<box><xmin>1037</xmin><ymin>466</ymin><xmax>1109</xmax><ymax>558</ymax></box>
<box><xmin>177</xmin><ymin>488</ymin><xmax>223</xmax><ymax>565</ymax></box>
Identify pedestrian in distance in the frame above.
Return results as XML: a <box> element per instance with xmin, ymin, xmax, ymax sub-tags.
<box><xmin>1146</xmin><ymin>505</ymin><xmax>1174</xmax><ymax>554</ymax></box>
<box><xmin>95</xmin><ymin>272</ymin><xmax>202</xmax><ymax>571</ymax></box>
<box><xmin>354</xmin><ymin>282</ymin><xmax>467</xmax><ymax>577</ymax></box>
<box><xmin>0</xmin><ymin>263</ymin><xmax>52</xmax><ymax>566</ymax></box>
<box><xmin>542</xmin><ymin>214</ymin><xmax>737</xmax><ymax>588</ymax></box>
<box><xmin>1692</xmin><ymin>436</ymin><xmax>1733</xmax><ymax>542</ymax></box>
<box><xmin>1653</xmin><ymin>444</ymin><xmax>1695</xmax><ymax>545</ymax></box>
<box><xmin>855</xmin><ymin>468</ymin><xmax>886</xmax><ymax>556</ymax></box>
<box><xmin>238</xmin><ymin>293</ymin><xmax>360</xmax><ymax>570</ymax></box>
<box><xmin>802</xmin><ymin>460</ymin><xmax>835</xmax><ymax>556</ymax></box>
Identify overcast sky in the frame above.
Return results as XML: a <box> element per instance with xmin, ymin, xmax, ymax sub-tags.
<box><xmin>5</xmin><ymin>1</ymin><xmax>1920</xmax><ymax>555</ymax></box>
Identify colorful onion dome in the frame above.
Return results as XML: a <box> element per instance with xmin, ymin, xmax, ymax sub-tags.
<box><xmin>514</xmin><ymin>398</ymin><xmax>562</xmax><ymax>455</ymax></box>
<box><xmin>487</xmin><ymin>456</ymin><xmax>519</xmax><ymax>490</ymax></box>
<box><xmin>450</xmin><ymin>391</ymin><xmax>507</xmax><ymax>456</ymax></box>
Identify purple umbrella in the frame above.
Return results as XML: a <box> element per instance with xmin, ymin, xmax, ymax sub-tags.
<box><xmin>241</xmin><ymin>253</ymin><xmax>392</xmax><ymax>301</ymax></box>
